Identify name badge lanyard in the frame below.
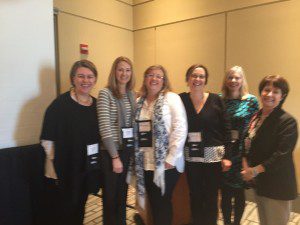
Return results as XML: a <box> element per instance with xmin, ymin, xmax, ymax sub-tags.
<box><xmin>86</xmin><ymin>143</ymin><xmax>101</xmax><ymax>171</ymax></box>
<box><xmin>188</xmin><ymin>132</ymin><xmax>204</xmax><ymax>157</ymax></box>
<box><xmin>118</xmin><ymin>94</ymin><xmax>134</xmax><ymax>150</ymax></box>
<box><xmin>137</xmin><ymin>120</ymin><xmax>152</xmax><ymax>147</ymax></box>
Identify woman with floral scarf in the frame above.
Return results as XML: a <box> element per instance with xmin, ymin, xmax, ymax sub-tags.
<box><xmin>134</xmin><ymin>65</ymin><xmax>187</xmax><ymax>225</ymax></box>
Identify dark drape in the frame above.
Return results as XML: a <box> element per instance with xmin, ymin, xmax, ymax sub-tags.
<box><xmin>0</xmin><ymin>144</ymin><xmax>45</xmax><ymax>225</ymax></box>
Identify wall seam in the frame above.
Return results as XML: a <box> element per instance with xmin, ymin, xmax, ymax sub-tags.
<box><xmin>133</xmin><ymin>0</ymin><xmax>291</xmax><ymax>31</ymax></box>
<box><xmin>224</xmin><ymin>12</ymin><xmax>228</xmax><ymax>73</ymax></box>
<box><xmin>57</xmin><ymin>10</ymin><xmax>133</xmax><ymax>32</ymax></box>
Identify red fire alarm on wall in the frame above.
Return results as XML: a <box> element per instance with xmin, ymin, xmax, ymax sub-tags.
<box><xmin>80</xmin><ymin>44</ymin><xmax>89</xmax><ymax>54</ymax></box>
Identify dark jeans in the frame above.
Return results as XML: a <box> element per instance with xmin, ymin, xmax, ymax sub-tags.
<box><xmin>186</xmin><ymin>162</ymin><xmax>222</xmax><ymax>225</ymax></box>
<box><xmin>101</xmin><ymin>149</ymin><xmax>131</xmax><ymax>225</ymax></box>
<box><xmin>144</xmin><ymin>168</ymin><xmax>180</xmax><ymax>225</ymax></box>
<box><xmin>221</xmin><ymin>185</ymin><xmax>245</xmax><ymax>225</ymax></box>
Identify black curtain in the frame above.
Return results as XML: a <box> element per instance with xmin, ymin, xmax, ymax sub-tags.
<box><xmin>0</xmin><ymin>144</ymin><xmax>45</xmax><ymax>225</ymax></box>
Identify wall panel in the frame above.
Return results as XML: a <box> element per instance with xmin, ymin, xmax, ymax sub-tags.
<box><xmin>155</xmin><ymin>14</ymin><xmax>226</xmax><ymax>93</ymax></box>
<box><xmin>57</xmin><ymin>13</ymin><xmax>133</xmax><ymax>97</ymax></box>
<box><xmin>134</xmin><ymin>28</ymin><xmax>156</xmax><ymax>90</ymax></box>
<box><xmin>227</xmin><ymin>0</ymin><xmax>300</xmax><ymax>190</ymax></box>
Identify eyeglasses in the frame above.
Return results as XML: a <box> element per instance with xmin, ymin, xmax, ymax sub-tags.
<box><xmin>190</xmin><ymin>74</ymin><xmax>206</xmax><ymax>79</ymax></box>
<box><xmin>75</xmin><ymin>74</ymin><xmax>96</xmax><ymax>79</ymax></box>
<box><xmin>145</xmin><ymin>74</ymin><xmax>164</xmax><ymax>80</ymax></box>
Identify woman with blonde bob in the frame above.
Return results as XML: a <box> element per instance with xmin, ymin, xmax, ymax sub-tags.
<box><xmin>134</xmin><ymin>65</ymin><xmax>187</xmax><ymax>225</ymax></box>
<box><xmin>97</xmin><ymin>56</ymin><xmax>135</xmax><ymax>225</ymax></box>
<box><xmin>220</xmin><ymin>66</ymin><xmax>259</xmax><ymax>225</ymax></box>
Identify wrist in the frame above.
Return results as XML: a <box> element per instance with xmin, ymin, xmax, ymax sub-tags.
<box><xmin>252</xmin><ymin>167</ymin><xmax>258</xmax><ymax>178</ymax></box>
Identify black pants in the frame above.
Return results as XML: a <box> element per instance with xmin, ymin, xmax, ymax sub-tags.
<box><xmin>40</xmin><ymin>177</ymin><xmax>89</xmax><ymax>225</ymax></box>
<box><xmin>101</xmin><ymin>149</ymin><xmax>131</xmax><ymax>225</ymax></box>
<box><xmin>221</xmin><ymin>185</ymin><xmax>245</xmax><ymax>225</ymax></box>
<box><xmin>144</xmin><ymin>168</ymin><xmax>180</xmax><ymax>225</ymax></box>
<box><xmin>186</xmin><ymin>162</ymin><xmax>222</xmax><ymax>225</ymax></box>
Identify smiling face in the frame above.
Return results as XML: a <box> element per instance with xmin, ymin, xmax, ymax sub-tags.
<box><xmin>226</xmin><ymin>72</ymin><xmax>243</xmax><ymax>94</ymax></box>
<box><xmin>115</xmin><ymin>61</ymin><xmax>132</xmax><ymax>86</ymax></box>
<box><xmin>260</xmin><ymin>84</ymin><xmax>283</xmax><ymax>110</ymax></box>
<box><xmin>144</xmin><ymin>69</ymin><xmax>164</xmax><ymax>96</ymax></box>
<box><xmin>72</xmin><ymin>67</ymin><xmax>97</xmax><ymax>95</ymax></box>
<box><xmin>187</xmin><ymin>67</ymin><xmax>206</xmax><ymax>91</ymax></box>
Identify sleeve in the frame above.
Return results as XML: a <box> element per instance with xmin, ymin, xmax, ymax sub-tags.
<box><xmin>40</xmin><ymin>100</ymin><xmax>59</xmax><ymax>141</ymax></box>
<box><xmin>262</xmin><ymin>116</ymin><xmax>298</xmax><ymax>172</ymax></box>
<box><xmin>97</xmin><ymin>89</ymin><xmax>118</xmax><ymax>158</ymax></box>
<box><xmin>218</xmin><ymin>96</ymin><xmax>232</xmax><ymax>159</ymax></box>
<box><xmin>40</xmin><ymin>100</ymin><xmax>59</xmax><ymax>179</ymax></box>
<box><xmin>165</xmin><ymin>93</ymin><xmax>188</xmax><ymax>166</ymax></box>
<box><xmin>41</xmin><ymin>140</ymin><xmax>58</xmax><ymax>179</ymax></box>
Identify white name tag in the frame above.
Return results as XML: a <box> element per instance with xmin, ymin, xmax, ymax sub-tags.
<box><xmin>122</xmin><ymin>127</ymin><xmax>134</xmax><ymax>138</ymax></box>
<box><xmin>188</xmin><ymin>132</ymin><xmax>202</xmax><ymax>142</ymax></box>
<box><xmin>139</xmin><ymin>121</ymin><xmax>151</xmax><ymax>132</ymax></box>
<box><xmin>87</xmin><ymin>143</ymin><xmax>99</xmax><ymax>156</ymax></box>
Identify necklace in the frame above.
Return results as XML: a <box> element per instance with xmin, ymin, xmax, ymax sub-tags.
<box><xmin>73</xmin><ymin>90</ymin><xmax>92</xmax><ymax>106</ymax></box>
<box><xmin>190</xmin><ymin>92</ymin><xmax>206</xmax><ymax>113</ymax></box>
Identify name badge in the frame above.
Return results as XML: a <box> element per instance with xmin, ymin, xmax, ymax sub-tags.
<box><xmin>188</xmin><ymin>132</ymin><xmax>202</xmax><ymax>143</ymax></box>
<box><xmin>137</xmin><ymin>120</ymin><xmax>152</xmax><ymax>147</ymax></box>
<box><xmin>187</xmin><ymin>132</ymin><xmax>204</xmax><ymax>157</ymax></box>
<box><xmin>86</xmin><ymin>143</ymin><xmax>100</xmax><ymax>171</ymax></box>
<box><xmin>231</xmin><ymin>130</ymin><xmax>239</xmax><ymax>142</ymax></box>
<box><xmin>122</xmin><ymin>127</ymin><xmax>134</xmax><ymax>150</ymax></box>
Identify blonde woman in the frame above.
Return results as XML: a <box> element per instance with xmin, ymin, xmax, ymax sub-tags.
<box><xmin>97</xmin><ymin>56</ymin><xmax>135</xmax><ymax>225</ymax></box>
<box><xmin>134</xmin><ymin>65</ymin><xmax>187</xmax><ymax>225</ymax></box>
<box><xmin>220</xmin><ymin>66</ymin><xmax>258</xmax><ymax>225</ymax></box>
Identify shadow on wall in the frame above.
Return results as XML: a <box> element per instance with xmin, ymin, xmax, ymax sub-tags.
<box><xmin>14</xmin><ymin>66</ymin><xmax>56</xmax><ymax>147</ymax></box>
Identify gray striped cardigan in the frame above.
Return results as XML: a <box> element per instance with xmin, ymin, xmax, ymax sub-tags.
<box><xmin>97</xmin><ymin>88</ymin><xmax>135</xmax><ymax>157</ymax></box>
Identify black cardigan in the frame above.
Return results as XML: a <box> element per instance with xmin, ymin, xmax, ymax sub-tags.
<box><xmin>244</xmin><ymin>107</ymin><xmax>298</xmax><ymax>200</ymax></box>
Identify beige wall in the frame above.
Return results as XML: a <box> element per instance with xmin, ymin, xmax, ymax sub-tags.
<box><xmin>54</xmin><ymin>0</ymin><xmax>299</xmax><ymax>190</ymax></box>
<box><xmin>54</xmin><ymin>0</ymin><xmax>134</xmax><ymax>97</ymax></box>
<box><xmin>133</xmin><ymin>0</ymin><xmax>300</xmax><ymax>189</ymax></box>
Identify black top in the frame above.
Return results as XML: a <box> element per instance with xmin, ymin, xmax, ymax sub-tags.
<box><xmin>40</xmin><ymin>92</ymin><xmax>101</xmax><ymax>194</ymax></box>
<box><xmin>179</xmin><ymin>92</ymin><xmax>231</xmax><ymax>159</ymax></box>
<box><xmin>244</xmin><ymin>107</ymin><xmax>298</xmax><ymax>200</ymax></box>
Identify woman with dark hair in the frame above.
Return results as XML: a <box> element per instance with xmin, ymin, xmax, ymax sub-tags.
<box><xmin>179</xmin><ymin>64</ymin><xmax>232</xmax><ymax>225</ymax></box>
<box><xmin>40</xmin><ymin>59</ymin><xmax>102</xmax><ymax>225</ymax></box>
<box><xmin>242</xmin><ymin>75</ymin><xmax>298</xmax><ymax>225</ymax></box>
<box><xmin>97</xmin><ymin>56</ymin><xmax>135</xmax><ymax>225</ymax></box>
<box><xmin>134</xmin><ymin>65</ymin><xmax>187</xmax><ymax>225</ymax></box>
<box><xmin>220</xmin><ymin>66</ymin><xmax>259</xmax><ymax>225</ymax></box>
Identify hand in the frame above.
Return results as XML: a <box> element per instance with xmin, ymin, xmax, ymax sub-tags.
<box><xmin>221</xmin><ymin>159</ymin><xmax>232</xmax><ymax>172</ymax></box>
<box><xmin>112</xmin><ymin>157</ymin><xmax>123</xmax><ymax>173</ymax></box>
<box><xmin>241</xmin><ymin>167</ymin><xmax>254</xmax><ymax>182</ymax></box>
<box><xmin>164</xmin><ymin>162</ymin><xmax>175</xmax><ymax>169</ymax></box>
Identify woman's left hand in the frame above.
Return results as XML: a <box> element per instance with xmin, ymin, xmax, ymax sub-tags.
<box><xmin>241</xmin><ymin>167</ymin><xmax>254</xmax><ymax>181</ymax></box>
<box><xmin>221</xmin><ymin>159</ymin><xmax>232</xmax><ymax>172</ymax></box>
<box><xmin>165</xmin><ymin>162</ymin><xmax>175</xmax><ymax>169</ymax></box>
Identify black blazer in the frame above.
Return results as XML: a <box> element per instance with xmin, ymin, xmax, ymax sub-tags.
<box><xmin>244</xmin><ymin>107</ymin><xmax>298</xmax><ymax>200</ymax></box>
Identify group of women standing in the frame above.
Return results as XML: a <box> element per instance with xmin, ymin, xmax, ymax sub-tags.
<box><xmin>40</xmin><ymin>57</ymin><xmax>298</xmax><ymax>225</ymax></box>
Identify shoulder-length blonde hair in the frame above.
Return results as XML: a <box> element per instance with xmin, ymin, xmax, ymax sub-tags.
<box><xmin>222</xmin><ymin>65</ymin><xmax>249</xmax><ymax>99</ymax></box>
<box><xmin>139</xmin><ymin>65</ymin><xmax>172</xmax><ymax>98</ymax></box>
<box><xmin>107</xmin><ymin>56</ymin><xmax>135</xmax><ymax>99</ymax></box>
